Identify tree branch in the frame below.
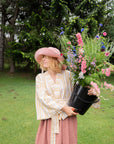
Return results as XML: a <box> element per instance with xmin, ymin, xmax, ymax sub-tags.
<box><xmin>9</xmin><ymin>1</ymin><xmax>19</xmax><ymax>25</ymax></box>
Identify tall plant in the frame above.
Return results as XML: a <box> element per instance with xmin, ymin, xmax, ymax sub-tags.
<box><xmin>59</xmin><ymin>27</ymin><xmax>114</xmax><ymax>97</ymax></box>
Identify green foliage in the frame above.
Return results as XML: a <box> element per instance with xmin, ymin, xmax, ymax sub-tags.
<box><xmin>82</xmin><ymin>28</ymin><xmax>114</xmax><ymax>63</ymax></box>
<box><xmin>105</xmin><ymin>17</ymin><xmax>114</xmax><ymax>42</ymax></box>
<box><xmin>59</xmin><ymin>27</ymin><xmax>114</xmax><ymax>92</ymax></box>
<box><xmin>61</xmin><ymin>0</ymin><xmax>107</xmax><ymax>37</ymax></box>
<box><xmin>1</xmin><ymin>0</ymin><xmax>112</xmax><ymax>71</ymax></box>
<box><xmin>21</xmin><ymin>51</ymin><xmax>35</xmax><ymax>63</ymax></box>
<box><xmin>104</xmin><ymin>0</ymin><xmax>114</xmax><ymax>42</ymax></box>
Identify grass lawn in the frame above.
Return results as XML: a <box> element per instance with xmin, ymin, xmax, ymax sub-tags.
<box><xmin>0</xmin><ymin>71</ymin><xmax>114</xmax><ymax>144</ymax></box>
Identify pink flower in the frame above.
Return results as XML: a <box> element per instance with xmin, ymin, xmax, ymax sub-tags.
<box><xmin>70</xmin><ymin>65</ymin><xmax>73</xmax><ymax>68</ymax></box>
<box><xmin>81</xmin><ymin>60</ymin><xmax>87</xmax><ymax>74</ymax></box>
<box><xmin>105</xmin><ymin>52</ymin><xmax>110</xmax><ymax>57</ymax></box>
<box><xmin>76</xmin><ymin>33</ymin><xmax>83</xmax><ymax>47</ymax></box>
<box><xmin>103</xmin><ymin>32</ymin><xmax>107</xmax><ymax>36</ymax></box>
<box><xmin>81</xmin><ymin>60</ymin><xmax>87</xmax><ymax>68</ymax></box>
<box><xmin>79</xmin><ymin>55</ymin><xmax>82</xmax><ymax>59</ymax></box>
<box><xmin>77</xmin><ymin>39</ymin><xmax>83</xmax><ymax>46</ymax></box>
<box><xmin>101</xmin><ymin>68</ymin><xmax>111</xmax><ymax>77</ymax></box>
<box><xmin>81</xmin><ymin>69</ymin><xmax>86</xmax><ymax>74</ymax></box>
<box><xmin>67</xmin><ymin>41</ymin><xmax>71</xmax><ymax>44</ymax></box>
<box><xmin>76</xmin><ymin>33</ymin><xmax>81</xmax><ymax>39</ymax></box>
<box><xmin>104</xmin><ymin>81</ymin><xmax>114</xmax><ymax>91</ymax></box>
<box><xmin>90</xmin><ymin>82</ymin><xmax>100</xmax><ymax>96</ymax></box>
<box><xmin>78</xmin><ymin>59</ymin><xmax>81</xmax><ymax>63</ymax></box>
<box><xmin>105</xmin><ymin>68</ymin><xmax>111</xmax><ymax>77</ymax></box>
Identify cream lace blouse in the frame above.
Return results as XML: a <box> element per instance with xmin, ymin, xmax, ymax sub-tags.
<box><xmin>35</xmin><ymin>70</ymin><xmax>73</xmax><ymax>144</ymax></box>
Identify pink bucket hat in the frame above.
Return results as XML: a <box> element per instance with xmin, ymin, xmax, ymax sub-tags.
<box><xmin>34</xmin><ymin>47</ymin><xmax>67</xmax><ymax>70</ymax></box>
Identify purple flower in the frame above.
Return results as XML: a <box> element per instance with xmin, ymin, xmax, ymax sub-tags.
<box><xmin>101</xmin><ymin>45</ymin><xmax>106</xmax><ymax>49</ymax></box>
<box><xmin>95</xmin><ymin>35</ymin><xmax>99</xmax><ymax>39</ymax></box>
<box><xmin>73</xmin><ymin>50</ymin><xmax>76</xmax><ymax>53</ymax></box>
<box><xmin>81</xmin><ymin>28</ymin><xmax>84</xmax><ymax>32</ymax></box>
<box><xmin>73</xmin><ymin>53</ymin><xmax>77</xmax><ymax>57</ymax></box>
<box><xmin>73</xmin><ymin>46</ymin><xmax>76</xmax><ymax>50</ymax></box>
<box><xmin>99</xmin><ymin>23</ymin><xmax>103</xmax><ymax>27</ymax></box>
<box><xmin>60</xmin><ymin>31</ymin><xmax>64</xmax><ymax>35</ymax></box>
<box><xmin>91</xmin><ymin>62</ymin><xmax>96</xmax><ymax>67</ymax></box>
<box><xmin>72</xmin><ymin>46</ymin><xmax>76</xmax><ymax>56</ymax></box>
<box><xmin>101</xmin><ymin>42</ymin><xmax>104</xmax><ymax>44</ymax></box>
<box><xmin>73</xmin><ymin>49</ymin><xmax>76</xmax><ymax>53</ymax></box>
<box><xmin>67</xmin><ymin>55</ymin><xmax>71</xmax><ymax>62</ymax></box>
<box><xmin>88</xmin><ymin>67</ymin><xmax>91</xmax><ymax>70</ymax></box>
<box><xmin>60</xmin><ymin>27</ymin><xmax>63</xmax><ymax>30</ymax></box>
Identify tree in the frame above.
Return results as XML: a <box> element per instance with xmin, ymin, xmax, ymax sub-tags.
<box><xmin>1</xmin><ymin>0</ymin><xmax>19</xmax><ymax>73</ymax></box>
<box><xmin>0</xmin><ymin>3</ymin><xmax>4</xmax><ymax>71</ymax></box>
<box><xmin>105</xmin><ymin>0</ymin><xmax>114</xmax><ymax>42</ymax></box>
<box><xmin>1</xmin><ymin>0</ymin><xmax>110</xmax><ymax>72</ymax></box>
<box><xmin>104</xmin><ymin>0</ymin><xmax>114</xmax><ymax>64</ymax></box>
<box><xmin>9</xmin><ymin>0</ymin><xmax>70</xmax><ymax>72</ymax></box>
<box><xmin>61</xmin><ymin>0</ymin><xmax>108</xmax><ymax>36</ymax></box>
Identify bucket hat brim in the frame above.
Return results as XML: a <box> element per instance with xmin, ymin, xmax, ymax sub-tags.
<box><xmin>34</xmin><ymin>47</ymin><xmax>67</xmax><ymax>70</ymax></box>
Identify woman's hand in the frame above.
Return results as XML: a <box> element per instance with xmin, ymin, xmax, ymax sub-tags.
<box><xmin>62</xmin><ymin>106</ymin><xmax>79</xmax><ymax>116</ymax></box>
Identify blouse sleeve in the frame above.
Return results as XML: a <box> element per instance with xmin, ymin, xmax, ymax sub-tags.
<box><xmin>35</xmin><ymin>74</ymin><xmax>64</xmax><ymax>118</ymax></box>
<box><xmin>68</xmin><ymin>71</ymin><xmax>74</xmax><ymax>92</ymax></box>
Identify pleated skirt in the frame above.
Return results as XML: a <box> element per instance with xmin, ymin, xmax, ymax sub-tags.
<box><xmin>35</xmin><ymin>116</ymin><xmax>77</xmax><ymax>144</ymax></box>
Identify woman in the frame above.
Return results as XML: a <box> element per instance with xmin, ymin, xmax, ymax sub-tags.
<box><xmin>34</xmin><ymin>47</ymin><xmax>93</xmax><ymax>144</ymax></box>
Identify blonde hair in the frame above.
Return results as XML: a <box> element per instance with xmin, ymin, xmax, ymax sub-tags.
<box><xmin>40</xmin><ymin>56</ymin><xmax>62</xmax><ymax>73</ymax></box>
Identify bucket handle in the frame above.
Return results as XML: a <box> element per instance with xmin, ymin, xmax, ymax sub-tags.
<box><xmin>77</xmin><ymin>96</ymin><xmax>100</xmax><ymax>104</ymax></box>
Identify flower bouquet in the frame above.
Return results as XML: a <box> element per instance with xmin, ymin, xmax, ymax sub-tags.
<box><xmin>59</xmin><ymin>26</ymin><xmax>114</xmax><ymax>115</ymax></box>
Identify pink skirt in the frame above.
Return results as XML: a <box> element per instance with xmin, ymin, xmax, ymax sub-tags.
<box><xmin>35</xmin><ymin>116</ymin><xmax>77</xmax><ymax>144</ymax></box>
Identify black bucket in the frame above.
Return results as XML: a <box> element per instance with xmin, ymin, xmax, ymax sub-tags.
<box><xmin>68</xmin><ymin>84</ymin><xmax>100</xmax><ymax>115</ymax></box>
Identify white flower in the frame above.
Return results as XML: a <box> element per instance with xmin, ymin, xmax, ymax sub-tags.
<box><xmin>79</xmin><ymin>48</ymin><xmax>84</xmax><ymax>54</ymax></box>
<box><xmin>79</xmin><ymin>72</ymin><xmax>85</xmax><ymax>79</ymax></box>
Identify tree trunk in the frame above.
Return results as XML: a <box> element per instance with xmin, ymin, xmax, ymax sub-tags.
<box><xmin>8</xmin><ymin>2</ymin><xmax>19</xmax><ymax>73</ymax></box>
<box><xmin>10</xmin><ymin>57</ymin><xmax>15</xmax><ymax>73</ymax></box>
<box><xmin>0</xmin><ymin>5</ymin><xmax>4</xmax><ymax>71</ymax></box>
<box><xmin>9</xmin><ymin>31</ymin><xmax>15</xmax><ymax>73</ymax></box>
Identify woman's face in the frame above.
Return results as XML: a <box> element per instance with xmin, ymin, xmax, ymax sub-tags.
<box><xmin>42</xmin><ymin>55</ymin><xmax>51</xmax><ymax>68</ymax></box>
